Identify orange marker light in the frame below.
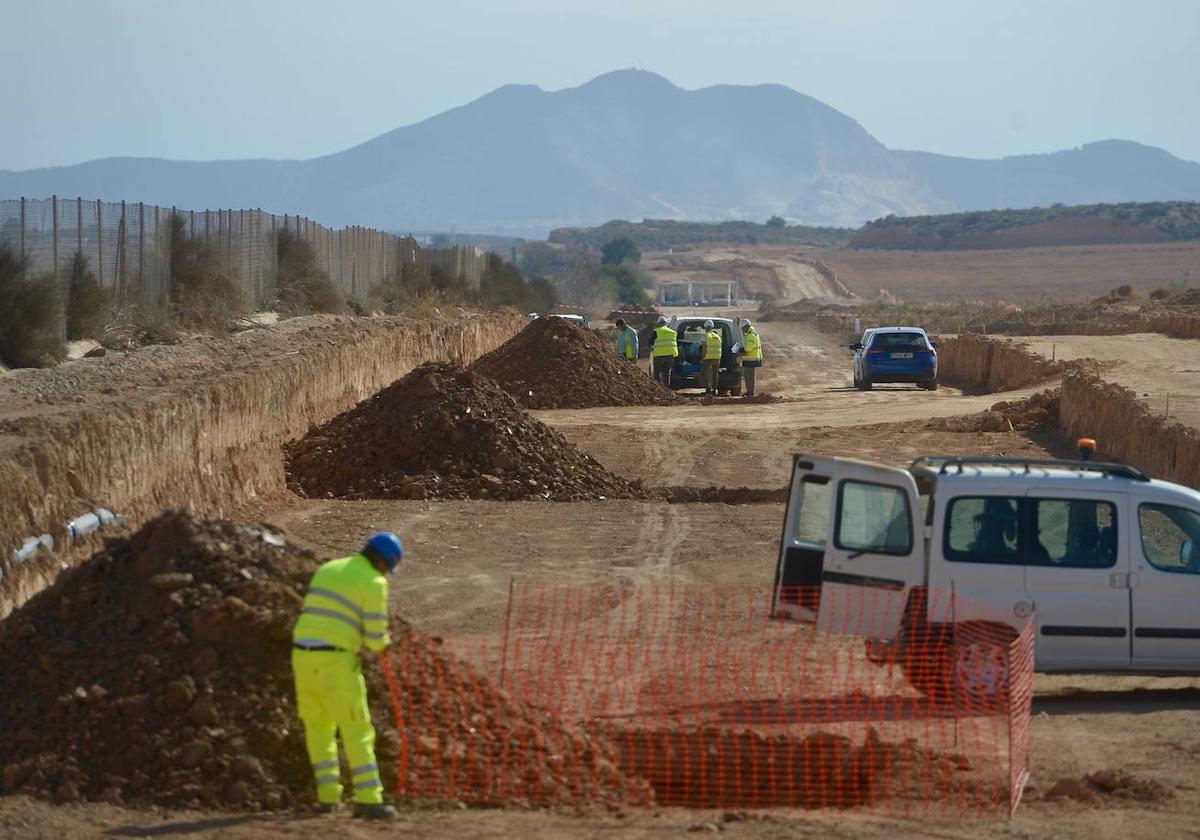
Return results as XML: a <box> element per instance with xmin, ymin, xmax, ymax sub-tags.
<box><xmin>1077</xmin><ymin>438</ymin><xmax>1097</xmax><ymax>461</ymax></box>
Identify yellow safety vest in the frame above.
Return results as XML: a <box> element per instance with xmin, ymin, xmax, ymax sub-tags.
<box><xmin>292</xmin><ymin>555</ymin><xmax>391</xmax><ymax>652</ymax></box>
<box><xmin>652</xmin><ymin>326</ymin><xmax>679</xmax><ymax>358</ymax></box>
<box><xmin>704</xmin><ymin>329</ymin><xmax>723</xmax><ymax>361</ymax></box>
<box><xmin>743</xmin><ymin>328</ymin><xmax>763</xmax><ymax>362</ymax></box>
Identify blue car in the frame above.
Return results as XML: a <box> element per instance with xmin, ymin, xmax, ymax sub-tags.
<box><xmin>851</xmin><ymin>326</ymin><xmax>939</xmax><ymax>391</ymax></box>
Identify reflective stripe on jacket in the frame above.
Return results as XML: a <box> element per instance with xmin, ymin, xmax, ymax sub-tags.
<box><xmin>293</xmin><ymin>555</ymin><xmax>390</xmax><ymax>653</ymax></box>
<box><xmin>617</xmin><ymin>326</ymin><xmax>639</xmax><ymax>360</ymax></box>
<box><xmin>651</xmin><ymin>326</ymin><xmax>679</xmax><ymax>358</ymax></box>
<box><xmin>704</xmin><ymin>330</ymin><xmax>723</xmax><ymax>361</ymax></box>
<box><xmin>743</xmin><ymin>328</ymin><xmax>763</xmax><ymax>362</ymax></box>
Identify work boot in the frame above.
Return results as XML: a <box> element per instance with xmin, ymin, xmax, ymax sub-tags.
<box><xmin>353</xmin><ymin>803</ymin><xmax>399</xmax><ymax>820</ymax></box>
<box><xmin>316</xmin><ymin>802</ymin><xmax>341</xmax><ymax>815</ymax></box>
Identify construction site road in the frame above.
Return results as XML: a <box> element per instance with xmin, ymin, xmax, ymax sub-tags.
<box><xmin>3</xmin><ymin>316</ymin><xmax>1198</xmax><ymax>839</ymax></box>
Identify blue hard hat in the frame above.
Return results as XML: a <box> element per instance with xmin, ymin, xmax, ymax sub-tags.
<box><xmin>365</xmin><ymin>532</ymin><xmax>404</xmax><ymax>573</ymax></box>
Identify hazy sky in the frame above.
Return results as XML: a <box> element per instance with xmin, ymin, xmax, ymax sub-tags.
<box><xmin>3</xmin><ymin>0</ymin><xmax>1197</xmax><ymax>171</ymax></box>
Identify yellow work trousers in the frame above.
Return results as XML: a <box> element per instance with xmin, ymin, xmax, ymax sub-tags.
<box><xmin>291</xmin><ymin>649</ymin><xmax>384</xmax><ymax>805</ymax></box>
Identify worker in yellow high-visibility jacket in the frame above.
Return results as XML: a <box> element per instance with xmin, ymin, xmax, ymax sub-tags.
<box><xmin>292</xmin><ymin>533</ymin><xmax>404</xmax><ymax>820</ymax></box>
<box><xmin>701</xmin><ymin>319</ymin><xmax>723</xmax><ymax>395</ymax></box>
<box><xmin>737</xmin><ymin>318</ymin><xmax>764</xmax><ymax>398</ymax></box>
<box><xmin>649</xmin><ymin>316</ymin><xmax>678</xmax><ymax>388</ymax></box>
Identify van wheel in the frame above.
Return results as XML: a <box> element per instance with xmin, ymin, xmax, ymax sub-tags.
<box><xmin>900</xmin><ymin>622</ymin><xmax>1015</xmax><ymax>707</ymax></box>
<box><xmin>860</xmin><ymin>377</ymin><xmax>872</xmax><ymax>391</ymax></box>
<box><xmin>730</xmin><ymin>380</ymin><xmax>742</xmax><ymax>397</ymax></box>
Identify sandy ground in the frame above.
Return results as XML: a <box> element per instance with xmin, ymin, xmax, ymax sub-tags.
<box><xmin>3</xmin><ymin>318</ymin><xmax>1198</xmax><ymax>838</ymax></box>
<box><xmin>1012</xmin><ymin>333</ymin><xmax>1200</xmax><ymax>430</ymax></box>
<box><xmin>644</xmin><ymin>247</ymin><xmax>850</xmax><ymax>301</ymax></box>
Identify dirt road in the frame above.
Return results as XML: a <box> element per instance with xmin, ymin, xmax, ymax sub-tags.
<box><xmin>3</xmin><ymin>317</ymin><xmax>1197</xmax><ymax>839</ymax></box>
<box><xmin>1013</xmin><ymin>333</ymin><xmax>1200</xmax><ymax>429</ymax></box>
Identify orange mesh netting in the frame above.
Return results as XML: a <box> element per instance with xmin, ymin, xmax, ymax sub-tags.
<box><xmin>384</xmin><ymin>584</ymin><xmax>1034</xmax><ymax>816</ymax></box>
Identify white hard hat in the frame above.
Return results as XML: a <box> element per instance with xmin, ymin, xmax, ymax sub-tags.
<box><xmin>657</xmin><ymin>316</ymin><xmax>668</xmax><ymax>325</ymax></box>
<box><xmin>703</xmin><ymin>319</ymin><xmax>714</xmax><ymax>329</ymax></box>
<box><xmin>740</xmin><ymin>318</ymin><xmax>752</xmax><ymax>328</ymax></box>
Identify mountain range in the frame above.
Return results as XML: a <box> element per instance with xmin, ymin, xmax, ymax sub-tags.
<box><xmin>4</xmin><ymin>69</ymin><xmax>1199</xmax><ymax>237</ymax></box>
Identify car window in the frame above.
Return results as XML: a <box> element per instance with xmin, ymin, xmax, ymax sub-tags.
<box><xmin>835</xmin><ymin>480</ymin><xmax>912</xmax><ymax>555</ymax></box>
<box><xmin>1139</xmin><ymin>503</ymin><xmax>1200</xmax><ymax>574</ymax></box>
<box><xmin>945</xmin><ymin>496</ymin><xmax>1022</xmax><ymax>564</ymax></box>
<box><xmin>871</xmin><ymin>332</ymin><xmax>927</xmax><ymax>350</ymax></box>
<box><xmin>1030</xmin><ymin>499</ymin><xmax>1117</xmax><ymax>568</ymax></box>
<box><xmin>793</xmin><ymin>475</ymin><xmax>831</xmax><ymax>548</ymax></box>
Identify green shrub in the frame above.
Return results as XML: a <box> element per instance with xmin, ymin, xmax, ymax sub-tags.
<box><xmin>165</xmin><ymin>213</ymin><xmax>247</xmax><ymax>330</ymax></box>
<box><xmin>273</xmin><ymin>228</ymin><xmax>344</xmax><ymax>316</ymax></box>
<box><xmin>65</xmin><ymin>251</ymin><xmax>110</xmax><ymax>340</ymax></box>
<box><xmin>0</xmin><ymin>242</ymin><xmax>66</xmax><ymax>368</ymax></box>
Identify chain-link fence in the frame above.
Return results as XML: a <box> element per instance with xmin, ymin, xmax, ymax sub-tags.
<box><xmin>0</xmin><ymin>195</ymin><xmax>489</xmax><ymax>318</ymax></box>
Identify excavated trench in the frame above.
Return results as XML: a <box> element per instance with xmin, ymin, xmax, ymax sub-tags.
<box><xmin>0</xmin><ymin>312</ymin><xmax>526</xmax><ymax>617</ymax></box>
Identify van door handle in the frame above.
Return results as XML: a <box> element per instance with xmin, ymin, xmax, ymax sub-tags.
<box><xmin>1110</xmin><ymin>573</ymin><xmax>1129</xmax><ymax>589</ymax></box>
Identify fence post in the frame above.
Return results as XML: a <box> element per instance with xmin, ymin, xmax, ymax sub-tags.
<box><xmin>76</xmin><ymin>197</ymin><xmax>83</xmax><ymax>258</ymax></box>
<box><xmin>51</xmin><ymin>195</ymin><xmax>59</xmax><ymax>282</ymax></box>
<box><xmin>499</xmin><ymin>577</ymin><xmax>516</xmax><ymax>690</ymax></box>
<box><xmin>96</xmin><ymin>200</ymin><xmax>103</xmax><ymax>286</ymax></box>
<box><xmin>138</xmin><ymin>203</ymin><xmax>145</xmax><ymax>303</ymax></box>
<box><xmin>117</xmin><ymin>200</ymin><xmax>128</xmax><ymax>305</ymax></box>
<box><xmin>19</xmin><ymin>197</ymin><xmax>26</xmax><ymax>260</ymax></box>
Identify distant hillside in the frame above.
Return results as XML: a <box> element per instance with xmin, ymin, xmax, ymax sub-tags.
<box><xmin>548</xmin><ymin>218</ymin><xmax>853</xmax><ymax>250</ymax></box>
<box><xmin>850</xmin><ymin>201</ymin><xmax>1200</xmax><ymax>250</ymax></box>
<box><xmin>3</xmin><ymin>71</ymin><xmax>1200</xmax><ymax>236</ymax></box>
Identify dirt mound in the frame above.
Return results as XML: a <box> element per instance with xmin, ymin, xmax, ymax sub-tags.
<box><xmin>0</xmin><ymin>512</ymin><xmax>650</xmax><ymax>810</ymax></box>
<box><xmin>608</xmin><ymin>726</ymin><xmax>980</xmax><ymax>809</ymax></box>
<box><xmin>1044</xmin><ymin>769</ymin><xmax>1172</xmax><ymax>804</ymax></box>
<box><xmin>285</xmin><ymin>362</ymin><xmax>639</xmax><ymax>501</ymax></box>
<box><xmin>470</xmin><ymin>317</ymin><xmax>680</xmax><ymax>409</ymax></box>
<box><xmin>927</xmin><ymin>389</ymin><xmax>1060</xmax><ymax>433</ymax></box>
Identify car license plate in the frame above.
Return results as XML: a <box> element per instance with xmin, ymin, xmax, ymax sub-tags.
<box><xmin>891</xmin><ymin>352</ymin><xmax>913</xmax><ymax>359</ymax></box>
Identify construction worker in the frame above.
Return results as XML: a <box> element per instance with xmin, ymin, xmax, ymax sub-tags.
<box><xmin>737</xmin><ymin>318</ymin><xmax>764</xmax><ymax>397</ymax></box>
<box><xmin>614</xmin><ymin>318</ymin><xmax>639</xmax><ymax>362</ymax></box>
<box><xmin>292</xmin><ymin>533</ymin><xmax>404</xmax><ymax>820</ymax></box>
<box><xmin>648</xmin><ymin>315</ymin><xmax>678</xmax><ymax>388</ymax></box>
<box><xmin>701</xmin><ymin>319</ymin><xmax>722</xmax><ymax>395</ymax></box>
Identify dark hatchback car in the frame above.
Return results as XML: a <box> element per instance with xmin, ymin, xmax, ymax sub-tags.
<box><xmin>851</xmin><ymin>327</ymin><xmax>939</xmax><ymax>390</ymax></box>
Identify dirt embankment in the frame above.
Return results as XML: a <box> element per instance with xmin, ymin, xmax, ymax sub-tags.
<box><xmin>0</xmin><ymin>312</ymin><xmax>525</xmax><ymax>617</ymax></box>
<box><xmin>1061</xmin><ymin>372</ymin><xmax>1200</xmax><ymax>489</ymax></box>
<box><xmin>935</xmin><ymin>335</ymin><xmax>1074</xmax><ymax>393</ymax></box>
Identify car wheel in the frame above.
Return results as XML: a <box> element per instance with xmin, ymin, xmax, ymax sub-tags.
<box><xmin>861</xmin><ymin>377</ymin><xmax>872</xmax><ymax>391</ymax></box>
<box><xmin>927</xmin><ymin>379</ymin><xmax>938</xmax><ymax>391</ymax></box>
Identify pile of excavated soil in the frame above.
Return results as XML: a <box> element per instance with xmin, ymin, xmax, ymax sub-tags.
<box><xmin>928</xmin><ymin>389</ymin><xmax>1060</xmax><ymax>433</ymax></box>
<box><xmin>285</xmin><ymin>363</ymin><xmax>640</xmax><ymax>501</ymax></box>
<box><xmin>0</xmin><ymin>512</ymin><xmax>650</xmax><ymax>811</ymax></box>
<box><xmin>608</xmin><ymin>726</ymin><xmax>984</xmax><ymax>809</ymax></box>
<box><xmin>470</xmin><ymin>317</ymin><xmax>679</xmax><ymax>409</ymax></box>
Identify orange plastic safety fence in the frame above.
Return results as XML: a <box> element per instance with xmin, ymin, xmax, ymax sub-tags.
<box><xmin>384</xmin><ymin>584</ymin><xmax>1033</xmax><ymax>816</ymax></box>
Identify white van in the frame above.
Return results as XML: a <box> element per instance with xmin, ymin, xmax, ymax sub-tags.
<box><xmin>772</xmin><ymin>454</ymin><xmax>1200</xmax><ymax>695</ymax></box>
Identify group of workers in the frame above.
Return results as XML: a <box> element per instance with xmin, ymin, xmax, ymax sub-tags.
<box><xmin>614</xmin><ymin>315</ymin><xmax>763</xmax><ymax>397</ymax></box>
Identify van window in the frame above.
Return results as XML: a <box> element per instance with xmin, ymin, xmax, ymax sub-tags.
<box><xmin>945</xmin><ymin>497</ymin><xmax>1021</xmax><ymax>564</ymax></box>
<box><xmin>1139</xmin><ymin>503</ymin><xmax>1200</xmax><ymax>574</ymax></box>
<box><xmin>835</xmin><ymin>480</ymin><xmax>912</xmax><ymax>555</ymax></box>
<box><xmin>793</xmin><ymin>475</ymin><xmax>830</xmax><ymax>547</ymax></box>
<box><xmin>1030</xmin><ymin>499</ymin><xmax>1117</xmax><ymax>568</ymax></box>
